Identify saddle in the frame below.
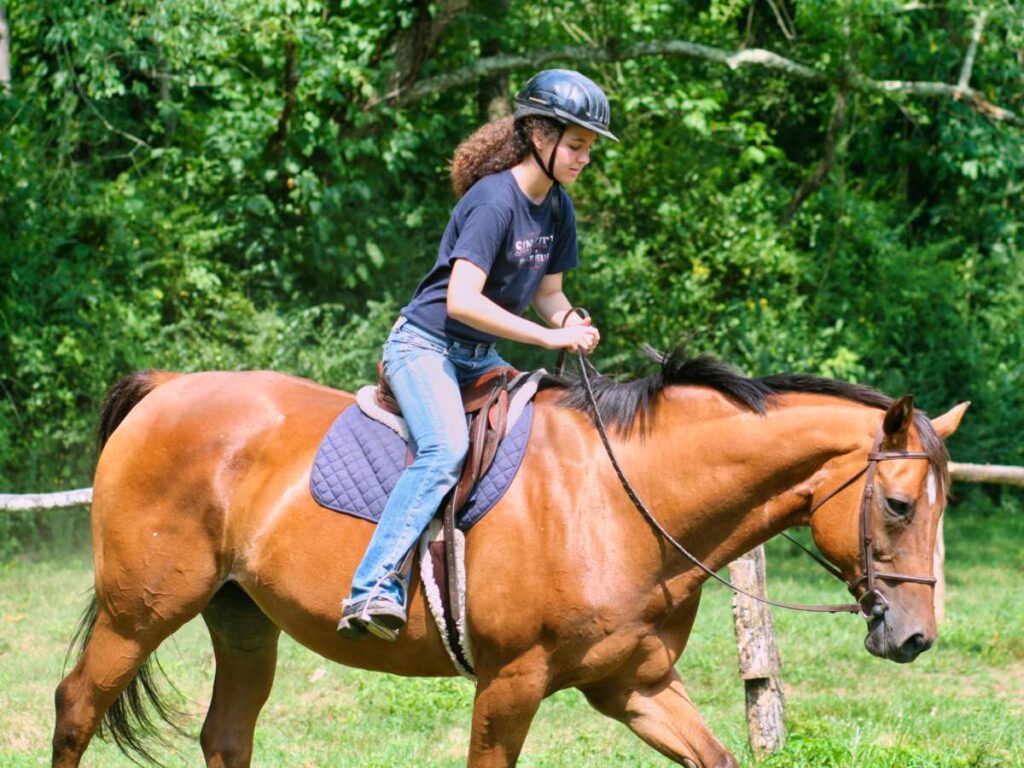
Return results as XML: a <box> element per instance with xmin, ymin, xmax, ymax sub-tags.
<box><xmin>375</xmin><ymin>362</ymin><xmax>518</xmax><ymax>646</ymax></box>
<box><xmin>374</xmin><ymin>362</ymin><xmax>517</xmax><ymax>513</ymax></box>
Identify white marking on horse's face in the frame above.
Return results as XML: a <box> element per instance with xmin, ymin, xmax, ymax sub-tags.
<box><xmin>926</xmin><ymin>470</ymin><xmax>938</xmax><ymax>507</ymax></box>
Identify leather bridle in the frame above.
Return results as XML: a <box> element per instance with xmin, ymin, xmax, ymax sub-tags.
<box><xmin>567</xmin><ymin>335</ymin><xmax>937</xmax><ymax>619</ymax></box>
<box><xmin>801</xmin><ymin>426</ymin><xmax>935</xmax><ymax>618</ymax></box>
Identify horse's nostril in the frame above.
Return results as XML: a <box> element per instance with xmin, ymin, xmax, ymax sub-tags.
<box><xmin>901</xmin><ymin>632</ymin><xmax>932</xmax><ymax>658</ymax></box>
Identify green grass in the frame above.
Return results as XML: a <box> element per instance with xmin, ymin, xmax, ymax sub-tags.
<box><xmin>1</xmin><ymin>490</ymin><xmax>1021</xmax><ymax>767</ymax></box>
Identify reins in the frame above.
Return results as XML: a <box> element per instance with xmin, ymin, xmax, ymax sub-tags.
<box><xmin>560</xmin><ymin>316</ymin><xmax>935</xmax><ymax>618</ymax></box>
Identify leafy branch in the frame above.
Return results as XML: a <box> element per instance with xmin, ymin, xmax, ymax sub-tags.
<box><xmin>371</xmin><ymin>34</ymin><xmax>1022</xmax><ymax>129</ymax></box>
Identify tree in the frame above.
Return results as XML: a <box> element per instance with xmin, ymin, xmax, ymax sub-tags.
<box><xmin>1</xmin><ymin>0</ymin><xmax>1021</xmax><ymax>506</ymax></box>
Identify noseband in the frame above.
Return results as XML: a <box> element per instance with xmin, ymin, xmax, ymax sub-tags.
<box><xmin>571</xmin><ymin>343</ymin><xmax>937</xmax><ymax>619</ymax></box>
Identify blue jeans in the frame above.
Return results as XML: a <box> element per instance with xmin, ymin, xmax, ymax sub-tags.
<box><xmin>347</xmin><ymin>317</ymin><xmax>510</xmax><ymax>606</ymax></box>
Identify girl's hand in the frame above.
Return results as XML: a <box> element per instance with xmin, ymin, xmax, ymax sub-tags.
<box><xmin>545</xmin><ymin>318</ymin><xmax>600</xmax><ymax>354</ymax></box>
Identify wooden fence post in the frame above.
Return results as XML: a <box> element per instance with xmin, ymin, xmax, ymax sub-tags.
<box><xmin>729</xmin><ymin>544</ymin><xmax>786</xmax><ymax>759</ymax></box>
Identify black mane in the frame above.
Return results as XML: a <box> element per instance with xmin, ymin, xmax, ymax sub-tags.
<box><xmin>547</xmin><ymin>344</ymin><xmax>949</xmax><ymax>486</ymax></box>
<box><xmin>549</xmin><ymin>346</ymin><xmax>774</xmax><ymax>436</ymax></box>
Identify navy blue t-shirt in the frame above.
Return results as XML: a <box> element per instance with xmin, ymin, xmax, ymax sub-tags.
<box><xmin>401</xmin><ymin>170</ymin><xmax>578</xmax><ymax>344</ymax></box>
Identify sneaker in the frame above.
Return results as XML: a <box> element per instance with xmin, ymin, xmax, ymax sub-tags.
<box><xmin>335</xmin><ymin>609</ymin><xmax>369</xmax><ymax>640</ymax></box>
<box><xmin>337</xmin><ymin>596</ymin><xmax>407</xmax><ymax>642</ymax></box>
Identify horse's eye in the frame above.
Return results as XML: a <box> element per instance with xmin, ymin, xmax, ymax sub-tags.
<box><xmin>885</xmin><ymin>498</ymin><xmax>913</xmax><ymax>516</ymax></box>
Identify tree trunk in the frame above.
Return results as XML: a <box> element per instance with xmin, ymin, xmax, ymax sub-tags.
<box><xmin>388</xmin><ymin>0</ymin><xmax>469</xmax><ymax>100</ymax></box>
<box><xmin>268</xmin><ymin>35</ymin><xmax>299</xmax><ymax>162</ymax></box>
<box><xmin>475</xmin><ymin>0</ymin><xmax>510</xmax><ymax>123</ymax></box>
<box><xmin>781</xmin><ymin>86</ymin><xmax>848</xmax><ymax>225</ymax></box>
<box><xmin>0</xmin><ymin>5</ymin><xmax>11</xmax><ymax>96</ymax></box>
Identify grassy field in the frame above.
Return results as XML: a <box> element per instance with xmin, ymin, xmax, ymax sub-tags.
<box><xmin>1</xmin><ymin>490</ymin><xmax>1020</xmax><ymax>767</ymax></box>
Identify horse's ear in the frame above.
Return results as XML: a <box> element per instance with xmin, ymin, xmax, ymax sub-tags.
<box><xmin>882</xmin><ymin>395</ymin><xmax>914</xmax><ymax>448</ymax></box>
<box><xmin>931</xmin><ymin>401</ymin><xmax>970</xmax><ymax>439</ymax></box>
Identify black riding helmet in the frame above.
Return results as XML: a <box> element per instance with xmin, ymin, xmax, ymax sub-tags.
<box><xmin>513</xmin><ymin>69</ymin><xmax>616</xmax><ymax>221</ymax></box>
<box><xmin>514</xmin><ymin>69</ymin><xmax>618</xmax><ymax>142</ymax></box>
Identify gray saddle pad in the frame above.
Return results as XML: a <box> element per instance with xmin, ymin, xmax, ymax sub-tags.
<box><xmin>309</xmin><ymin>403</ymin><xmax>534</xmax><ymax>530</ymax></box>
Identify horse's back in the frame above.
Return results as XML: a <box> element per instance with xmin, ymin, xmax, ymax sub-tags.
<box><xmin>89</xmin><ymin>372</ymin><xmax>350</xmax><ymax>605</ymax></box>
<box><xmin>95</xmin><ymin>369</ymin><xmax>352</xmax><ymax>504</ymax></box>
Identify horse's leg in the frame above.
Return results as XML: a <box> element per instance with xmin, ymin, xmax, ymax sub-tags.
<box><xmin>466</xmin><ymin>654</ymin><xmax>549</xmax><ymax>768</ymax></box>
<box><xmin>54</xmin><ymin>485</ymin><xmax>224</xmax><ymax>767</ymax></box>
<box><xmin>582</xmin><ymin>669</ymin><xmax>738</xmax><ymax>768</ymax></box>
<box><xmin>52</xmin><ymin>590</ymin><xmax>210</xmax><ymax>767</ymax></box>
<box><xmin>199</xmin><ymin>582</ymin><xmax>281</xmax><ymax>768</ymax></box>
<box><xmin>53</xmin><ymin>610</ymin><xmax>158</xmax><ymax>766</ymax></box>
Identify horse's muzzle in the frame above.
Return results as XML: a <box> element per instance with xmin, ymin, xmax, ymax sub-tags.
<box><xmin>864</xmin><ymin>614</ymin><xmax>934</xmax><ymax>663</ymax></box>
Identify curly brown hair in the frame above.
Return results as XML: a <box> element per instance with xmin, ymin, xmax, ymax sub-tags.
<box><xmin>449</xmin><ymin>116</ymin><xmax>563</xmax><ymax>198</ymax></box>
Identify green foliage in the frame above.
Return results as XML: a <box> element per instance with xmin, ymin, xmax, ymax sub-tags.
<box><xmin>1</xmin><ymin>1</ymin><xmax>1022</xmax><ymax>518</ymax></box>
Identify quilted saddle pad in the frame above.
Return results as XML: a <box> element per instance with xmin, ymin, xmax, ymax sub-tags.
<box><xmin>309</xmin><ymin>402</ymin><xmax>534</xmax><ymax>530</ymax></box>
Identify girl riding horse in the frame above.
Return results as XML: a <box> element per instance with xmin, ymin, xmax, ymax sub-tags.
<box><xmin>338</xmin><ymin>69</ymin><xmax>613</xmax><ymax>641</ymax></box>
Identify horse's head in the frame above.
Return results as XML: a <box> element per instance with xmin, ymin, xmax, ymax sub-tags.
<box><xmin>808</xmin><ymin>397</ymin><xmax>968</xmax><ymax>663</ymax></box>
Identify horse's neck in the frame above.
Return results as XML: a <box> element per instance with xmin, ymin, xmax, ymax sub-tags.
<box><xmin>621</xmin><ymin>392</ymin><xmax>878</xmax><ymax>577</ymax></box>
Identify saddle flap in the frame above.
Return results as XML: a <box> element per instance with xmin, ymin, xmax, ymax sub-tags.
<box><xmin>459</xmin><ymin>367</ymin><xmax>518</xmax><ymax>412</ymax></box>
<box><xmin>373</xmin><ymin>363</ymin><xmax>516</xmax><ymax>512</ymax></box>
<box><xmin>451</xmin><ymin>369</ymin><xmax>510</xmax><ymax>513</ymax></box>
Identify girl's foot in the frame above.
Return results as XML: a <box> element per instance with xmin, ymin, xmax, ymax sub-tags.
<box><xmin>337</xmin><ymin>596</ymin><xmax>407</xmax><ymax>642</ymax></box>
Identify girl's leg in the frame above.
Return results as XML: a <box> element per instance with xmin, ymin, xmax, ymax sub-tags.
<box><xmin>340</xmin><ymin>326</ymin><xmax>469</xmax><ymax>638</ymax></box>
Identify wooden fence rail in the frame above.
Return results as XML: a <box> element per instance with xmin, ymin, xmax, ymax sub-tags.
<box><xmin>948</xmin><ymin>462</ymin><xmax>1024</xmax><ymax>487</ymax></box>
<box><xmin>3</xmin><ymin>463</ymin><xmax>1018</xmax><ymax>513</ymax></box>
<box><xmin>0</xmin><ymin>488</ymin><xmax>93</xmax><ymax>511</ymax></box>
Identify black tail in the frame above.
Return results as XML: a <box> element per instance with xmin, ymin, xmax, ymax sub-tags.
<box><xmin>96</xmin><ymin>370</ymin><xmax>178</xmax><ymax>455</ymax></box>
<box><xmin>64</xmin><ymin>592</ymin><xmax>190</xmax><ymax>766</ymax></box>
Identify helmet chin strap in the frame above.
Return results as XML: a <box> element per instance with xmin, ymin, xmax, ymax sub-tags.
<box><xmin>529</xmin><ymin>125</ymin><xmax>565</xmax><ymax>227</ymax></box>
<box><xmin>529</xmin><ymin>132</ymin><xmax>562</xmax><ymax>183</ymax></box>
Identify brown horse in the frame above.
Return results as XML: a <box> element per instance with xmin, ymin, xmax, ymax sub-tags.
<box><xmin>52</xmin><ymin>352</ymin><xmax>967</xmax><ymax>767</ymax></box>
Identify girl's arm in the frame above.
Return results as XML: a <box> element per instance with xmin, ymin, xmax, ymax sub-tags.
<box><xmin>447</xmin><ymin>260</ymin><xmax>599</xmax><ymax>352</ymax></box>
<box><xmin>532</xmin><ymin>272</ymin><xmax>587</xmax><ymax>329</ymax></box>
